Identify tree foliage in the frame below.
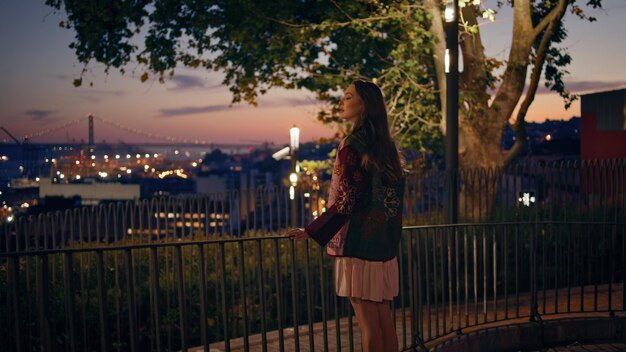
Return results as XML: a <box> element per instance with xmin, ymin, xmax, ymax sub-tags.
<box><xmin>46</xmin><ymin>0</ymin><xmax>602</xmax><ymax>165</ymax></box>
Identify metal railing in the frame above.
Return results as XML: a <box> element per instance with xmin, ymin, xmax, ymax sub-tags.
<box><xmin>1</xmin><ymin>220</ymin><xmax>624</xmax><ymax>351</ymax></box>
<box><xmin>1</xmin><ymin>159</ymin><xmax>625</xmax><ymax>351</ymax></box>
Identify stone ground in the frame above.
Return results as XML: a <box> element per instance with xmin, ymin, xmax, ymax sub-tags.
<box><xmin>195</xmin><ymin>284</ymin><xmax>625</xmax><ymax>352</ymax></box>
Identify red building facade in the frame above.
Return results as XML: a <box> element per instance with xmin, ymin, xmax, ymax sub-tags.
<box><xmin>581</xmin><ymin>88</ymin><xmax>626</xmax><ymax>160</ymax></box>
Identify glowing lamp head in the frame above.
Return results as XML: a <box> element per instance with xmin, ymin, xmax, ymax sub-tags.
<box><xmin>290</xmin><ymin>126</ymin><xmax>300</xmax><ymax>150</ymax></box>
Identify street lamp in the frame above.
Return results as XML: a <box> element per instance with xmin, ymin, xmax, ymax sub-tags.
<box><xmin>289</xmin><ymin>126</ymin><xmax>300</xmax><ymax>226</ymax></box>
<box><xmin>444</xmin><ymin>0</ymin><xmax>459</xmax><ymax>224</ymax></box>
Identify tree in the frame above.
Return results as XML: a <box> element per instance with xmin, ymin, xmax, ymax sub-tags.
<box><xmin>45</xmin><ymin>0</ymin><xmax>601</xmax><ymax>166</ymax></box>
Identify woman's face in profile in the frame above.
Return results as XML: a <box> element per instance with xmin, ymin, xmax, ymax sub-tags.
<box><xmin>338</xmin><ymin>84</ymin><xmax>364</xmax><ymax>122</ymax></box>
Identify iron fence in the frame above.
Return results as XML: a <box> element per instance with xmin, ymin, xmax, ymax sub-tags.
<box><xmin>0</xmin><ymin>159</ymin><xmax>625</xmax><ymax>351</ymax></box>
<box><xmin>1</xmin><ymin>220</ymin><xmax>624</xmax><ymax>351</ymax></box>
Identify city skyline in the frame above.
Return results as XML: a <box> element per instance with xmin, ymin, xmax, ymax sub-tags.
<box><xmin>1</xmin><ymin>1</ymin><xmax>625</xmax><ymax>145</ymax></box>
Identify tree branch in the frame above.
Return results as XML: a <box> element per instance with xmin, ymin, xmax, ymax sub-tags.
<box><xmin>489</xmin><ymin>0</ymin><xmax>534</xmax><ymax>124</ymax></box>
<box><xmin>532</xmin><ymin>0</ymin><xmax>567</xmax><ymax>39</ymax></box>
<box><xmin>423</xmin><ymin>0</ymin><xmax>447</xmax><ymax>134</ymax></box>
<box><xmin>459</xmin><ymin>5</ymin><xmax>490</xmax><ymax>121</ymax></box>
<box><xmin>503</xmin><ymin>0</ymin><xmax>568</xmax><ymax>166</ymax></box>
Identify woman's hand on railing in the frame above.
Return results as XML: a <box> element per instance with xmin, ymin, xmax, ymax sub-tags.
<box><xmin>286</xmin><ymin>228</ymin><xmax>309</xmax><ymax>241</ymax></box>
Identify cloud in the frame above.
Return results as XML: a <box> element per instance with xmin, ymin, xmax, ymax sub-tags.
<box><xmin>168</xmin><ymin>74</ymin><xmax>207</xmax><ymax>90</ymax></box>
<box><xmin>157</xmin><ymin>96</ymin><xmax>318</xmax><ymax>117</ymax></box>
<box><xmin>261</xmin><ymin>97</ymin><xmax>317</xmax><ymax>107</ymax></box>
<box><xmin>79</xmin><ymin>89</ymin><xmax>126</xmax><ymax>103</ymax></box>
<box><xmin>158</xmin><ymin>104</ymin><xmax>242</xmax><ymax>117</ymax></box>
<box><xmin>536</xmin><ymin>80</ymin><xmax>626</xmax><ymax>94</ymax></box>
<box><xmin>24</xmin><ymin>109</ymin><xmax>59</xmax><ymax>121</ymax></box>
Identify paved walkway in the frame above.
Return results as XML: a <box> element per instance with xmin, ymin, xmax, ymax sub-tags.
<box><xmin>536</xmin><ymin>342</ymin><xmax>626</xmax><ymax>351</ymax></box>
<box><xmin>199</xmin><ymin>284</ymin><xmax>624</xmax><ymax>352</ymax></box>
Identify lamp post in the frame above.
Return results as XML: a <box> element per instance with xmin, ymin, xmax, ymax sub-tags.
<box><xmin>289</xmin><ymin>126</ymin><xmax>300</xmax><ymax>227</ymax></box>
<box><xmin>444</xmin><ymin>0</ymin><xmax>459</xmax><ymax>224</ymax></box>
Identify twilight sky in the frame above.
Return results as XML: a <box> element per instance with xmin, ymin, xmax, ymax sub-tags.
<box><xmin>1</xmin><ymin>1</ymin><xmax>625</xmax><ymax>145</ymax></box>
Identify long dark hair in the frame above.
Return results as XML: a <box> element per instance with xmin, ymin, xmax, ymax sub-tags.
<box><xmin>351</xmin><ymin>79</ymin><xmax>404</xmax><ymax>183</ymax></box>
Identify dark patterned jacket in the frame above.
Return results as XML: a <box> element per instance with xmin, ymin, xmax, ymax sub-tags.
<box><xmin>305</xmin><ymin>133</ymin><xmax>404</xmax><ymax>261</ymax></box>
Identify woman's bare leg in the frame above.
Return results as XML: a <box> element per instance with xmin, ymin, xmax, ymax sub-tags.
<box><xmin>350</xmin><ymin>297</ymin><xmax>384</xmax><ymax>352</ymax></box>
<box><xmin>377</xmin><ymin>300</ymin><xmax>398</xmax><ymax>352</ymax></box>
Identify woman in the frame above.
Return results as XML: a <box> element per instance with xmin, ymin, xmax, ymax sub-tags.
<box><xmin>287</xmin><ymin>79</ymin><xmax>405</xmax><ymax>352</ymax></box>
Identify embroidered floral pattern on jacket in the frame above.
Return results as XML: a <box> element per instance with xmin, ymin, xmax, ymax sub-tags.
<box><xmin>336</xmin><ymin>178</ymin><xmax>357</xmax><ymax>214</ymax></box>
<box><xmin>383</xmin><ymin>187</ymin><xmax>401</xmax><ymax>218</ymax></box>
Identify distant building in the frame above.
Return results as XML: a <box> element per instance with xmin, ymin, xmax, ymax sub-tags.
<box><xmin>39</xmin><ymin>177</ymin><xmax>140</xmax><ymax>205</ymax></box>
<box><xmin>581</xmin><ymin>88</ymin><xmax>626</xmax><ymax>160</ymax></box>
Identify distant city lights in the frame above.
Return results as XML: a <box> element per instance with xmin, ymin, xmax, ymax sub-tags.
<box><xmin>76</xmin><ymin>175</ymin><xmax>81</xmax><ymax>180</ymax></box>
<box><xmin>126</xmin><ymin>169</ymin><xmax>132</xmax><ymax>174</ymax></box>
<box><xmin>145</xmin><ymin>153</ymin><xmax>150</xmax><ymax>158</ymax></box>
<box><xmin>115</xmin><ymin>154</ymin><xmax>120</xmax><ymax>159</ymax></box>
<box><xmin>126</xmin><ymin>154</ymin><xmax>131</xmax><ymax>159</ymax></box>
<box><xmin>91</xmin><ymin>155</ymin><xmax>96</xmax><ymax>160</ymax></box>
<box><xmin>99</xmin><ymin>172</ymin><xmax>108</xmax><ymax>178</ymax></box>
<box><xmin>75</xmin><ymin>160</ymin><xmax>80</xmax><ymax>165</ymax></box>
<box><xmin>104</xmin><ymin>154</ymin><xmax>109</xmax><ymax>159</ymax></box>
<box><xmin>546</xmin><ymin>134</ymin><xmax>552</xmax><ymax>141</ymax></box>
<box><xmin>158</xmin><ymin>169</ymin><xmax>188</xmax><ymax>179</ymax></box>
<box><xmin>136</xmin><ymin>154</ymin><xmax>141</xmax><ymax>158</ymax></box>
<box><xmin>192</xmin><ymin>162</ymin><xmax>198</xmax><ymax>167</ymax></box>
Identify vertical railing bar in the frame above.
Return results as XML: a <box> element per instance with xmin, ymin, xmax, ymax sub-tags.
<box><xmin>416</xmin><ymin>231</ymin><xmax>424</xmax><ymax>342</ymax></box>
<box><xmin>319</xmin><ymin>248</ymin><xmax>329</xmax><ymax>352</ymax></box>
<box><xmin>304</xmin><ymin>240</ymin><xmax>315</xmax><ymax>352</ymax></box>
<box><xmin>61</xmin><ymin>252</ymin><xmax>76</xmax><ymax>352</ymax></box>
<box><xmin>542</xmin><ymin>222</ymin><xmax>547</xmax><ymax>315</ymax></box>
<box><xmin>256</xmin><ymin>239</ymin><xmax>268</xmax><ymax>352</ymax></box>
<box><xmin>289</xmin><ymin>240</ymin><xmax>300</xmax><ymax>352</ymax></box>
<box><xmin>446</xmin><ymin>227</ymin><xmax>452</xmax><ymax>333</ymax></box>
<box><xmin>96</xmin><ymin>250</ymin><xmax>110</xmax><ymax>352</ymax></box>
<box><xmin>515</xmin><ymin>225</ymin><xmax>520</xmax><ymax>318</ymax></box>
<box><xmin>482</xmin><ymin>227</ymin><xmax>487</xmax><ymax>324</ymax></box>
<box><xmin>37</xmin><ymin>252</ymin><xmax>52</xmax><ymax>352</ymax></box>
<box><xmin>503</xmin><ymin>224</ymin><xmax>509</xmax><ymax>321</ymax></box>
<box><xmin>464</xmin><ymin>228</ymin><xmax>469</xmax><ymax>327</ymax></box>
<box><xmin>439</xmin><ymin>228</ymin><xmax>446</xmax><ymax>334</ymax></box>
<box><xmin>238</xmin><ymin>242</ymin><xmax>250</xmax><ymax>352</ymax></box>
<box><xmin>424</xmin><ymin>230</ymin><xmax>431</xmax><ymax>340</ymax></box>
<box><xmin>9</xmin><ymin>255</ymin><xmax>22</xmax><ymax>352</ymax></box>
<box><xmin>473</xmin><ymin>227</ymin><xmax>478</xmax><ymax>325</ymax></box>
<box><xmin>554</xmin><ymin>222</ymin><xmax>559</xmax><ymax>314</ymax></box>
<box><xmin>125</xmin><ymin>249</ymin><xmax>138</xmax><ymax>352</ymax></box>
<box><xmin>454</xmin><ymin>225</ymin><xmax>460</xmax><ymax>331</ymax></box>
<box><xmin>218</xmin><ymin>242</ymin><xmax>229</xmax><ymax>352</ymax></box>
<box><xmin>150</xmin><ymin>247</ymin><xmax>163</xmax><ymax>352</ymax></box>
<box><xmin>566</xmin><ymin>222</ymin><xmax>572</xmax><ymax>313</ymax></box>
<box><xmin>492</xmin><ymin>226</ymin><xmax>498</xmax><ymax>322</ymax></box>
<box><xmin>273</xmin><ymin>239</ymin><xmax>285</xmax><ymax>352</ymax></box>
<box><xmin>433</xmin><ymin>228</ymin><xmax>440</xmax><ymax>338</ymax></box>
<box><xmin>333</xmin><ymin>267</ymin><xmax>341</xmax><ymax>352</ymax></box>
<box><xmin>174</xmin><ymin>245</ymin><xmax>188</xmax><ymax>351</ymax></box>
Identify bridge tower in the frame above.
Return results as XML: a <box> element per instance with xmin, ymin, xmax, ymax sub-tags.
<box><xmin>88</xmin><ymin>113</ymin><xmax>94</xmax><ymax>151</ymax></box>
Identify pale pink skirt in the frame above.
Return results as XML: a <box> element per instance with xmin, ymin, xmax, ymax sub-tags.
<box><xmin>334</xmin><ymin>256</ymin><xmax>399</xmax><ymax>302</ymax></box>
